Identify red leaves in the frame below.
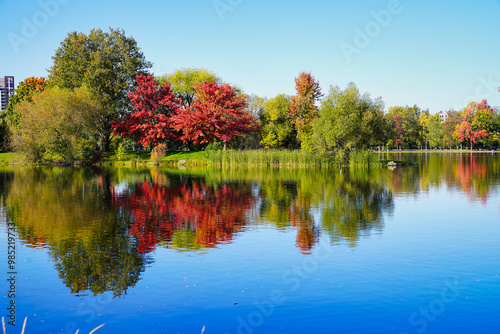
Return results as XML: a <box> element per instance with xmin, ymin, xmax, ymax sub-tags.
<box><xmin>454</xmin><ymin>100</ymin><xmax>492</xmax><ymax>149</ymax></box>
<box><xmin>113</xmin><ymin>180</ymin><xmax>256</xmax><ymax>253</ymax></box>
<box><xmin>112</xmin><ymin>74</ymin><xmax>182</xmax><ymax>147</ymax></box>
<box><xmin>172</xmin><ymin>81</ymin><xmax>258</xmax><ymax>145</ymax></box>
<box><xmin>113</xmin><ymin>76</ymin><xmax>258</xmax><ymax>148</ymax></box>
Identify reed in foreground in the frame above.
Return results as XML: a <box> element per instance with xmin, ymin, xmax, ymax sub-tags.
<box><xmin>1</xmin><ymin>317</ymin><xmax>104</xmax><ymax>334</ymax></box>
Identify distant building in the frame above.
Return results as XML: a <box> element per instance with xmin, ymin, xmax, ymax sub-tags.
<box><xmin>0</xmin><ymin>76</ymin><xmax>15</xmax><ymax>111</ymax></box>
<box><xmin>438</xmin><ymin>111</ymin><xmax>448</xmax><ymax>123</ymax></box>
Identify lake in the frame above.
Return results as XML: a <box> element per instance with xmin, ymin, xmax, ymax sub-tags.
<box><xmin>1</xmin><ymin>153</ymin><xmax>499</xmax><ymax>334</ymax></box>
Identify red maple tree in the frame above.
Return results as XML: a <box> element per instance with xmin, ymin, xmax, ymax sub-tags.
<box><xmin>454</xmin><ymin>100</ymin><xmax>490</xmax><ymax>150</ymax></box>
<box><xmin>112</xmin><ymin>74</ymin><xmax>182</xmax><ymax>147</ymax></box>
<box><xmin>172</xmin><ymin>81</ymin><xmax>259</xmax><ymax>147</ymax></box>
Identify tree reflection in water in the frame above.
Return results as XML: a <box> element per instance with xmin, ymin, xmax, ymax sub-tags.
<box><xmin>3</xmin><ymin>168</ymin><xmax>149</xmax><ymax>296</ymax></box>
<box><xmin>256</xmin><ymin>168</ymin><xmax>393</xmax><ymax>250</ymax></box>
<box><xmin>113</xmin><ymin>173</ymin><xmax>256</xmax><ymax>253</ymax></box>
<box><xmin>2</xmin><ymin>154</ymin><xmax>497</xmax><ymax>296</ymax></box>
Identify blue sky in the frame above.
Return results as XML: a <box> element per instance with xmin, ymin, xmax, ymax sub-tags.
<box><xmin>1</xmin><ymin>0</ymin><xmax>499</xmax><ymax>112</ymax></box>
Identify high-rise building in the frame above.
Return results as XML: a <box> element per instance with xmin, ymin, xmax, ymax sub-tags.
<box><xmin>0</xmin><ymin>76</ymin><xmax>15</xmax><ymax>111</ymax></box>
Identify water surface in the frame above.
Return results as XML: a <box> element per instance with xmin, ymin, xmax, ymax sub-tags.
<box><xmin>1</xmin><ymin>153</ymin><xmax>499</xmax><ymax>333</ymax></box>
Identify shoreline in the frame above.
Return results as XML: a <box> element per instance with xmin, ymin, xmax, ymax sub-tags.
<box><xmin>0</xmin><ymin>149</ymin><xmax>496</xmax><ymax>167</ymax></box>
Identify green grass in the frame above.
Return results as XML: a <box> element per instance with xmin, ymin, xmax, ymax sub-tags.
<box><xmin>100</xmin><ymin>150</ymin><xmax>208</xmax><ymax>166</ymax></box>
<box><xmin>160</xmin><ymin>151</ymin><xmax>209</xmax><ymax>164</ymax></box>
<box><xmin>0</xmin><ymin>153</ymin><xmax>17</xmax><ymax>164</ymax></box>
<box><xmin>102</xmin><ymin>150</ymin><xmax>151</xmax><ymax>163</ymax></box>
<box><xmin>204</xmin><ymin>149</ymin><xmax>342</xmax><ymax>167</ymax></box>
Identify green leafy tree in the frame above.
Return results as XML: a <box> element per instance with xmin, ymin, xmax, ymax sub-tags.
<box><xmin>260</xmin><ymin>94</ymin><xmax>296</xmax><ymax>148</ymax></box>
<box><xmin>490</xmin><ymin>109</ymin><xmax>500</xmax><ymax>147</ymax></box>
<box><xmin>12</xmin><ymin>87</ymin><xmax>105</xmax><ymax>163</ymax></box>
<box><xmin>0</xmin><ymin>120</ymin><xmax>9</xmax><ymax>152</ymax></box>
<box><xmin>158</xmin><ymin>68</ymin><xmax>220</xmax><ymax>108</ymax></box>
<box><xmin>1</xmin><ymin>77</ymin><xmax>46</xmax><ymax>151</ymax></box>
<box><xmin>419</xmin><ymin>111</ymin><xmax>429</xmax><ymax>149</ymax></box>
<box><xmin>246</xmin><ymin>94</ymin><xmax>266</xmax><ymax>118</ymax></box>
<box><xmin>442</xmin><ymin>110</ymin><xmax>461</xmax><ymax>148</ymax></box>
<box><xmin>228</xmin><ymin>94</ymin><xmax>265</xmax><ymax>150</ymax></box>
<box><xmin>427</xmin><ymin>113</ymin><xmax>443</xmax><ymax>148</ymax></box>
<box><xmin>311</xmin><ymin>83</ymin><xmax>387</xmax><ymax>159</ymax></box>
<box><xmin>48</xmin><ymin>28</ymin><xmax>152</xmax><ymax>151</ymax></box>
<box><xmin>471</xmin><ymin>99</ymin><xmax>495</xmax><ymax>147</ymax></box>
<box><xmin>386</xmin><ymin>105</ymin><xmax>423</xmax><ymax>148</ymax></box>
<box><xmin>454</xmin><ymin>100</ymin><xmax>491</xmax><ymax>150</ymax></box>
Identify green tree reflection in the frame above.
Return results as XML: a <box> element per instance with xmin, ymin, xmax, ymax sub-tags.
<box><xmin>5</xmin><ymin>167</ymin><xmax>148</xmax><ymax>296</ymax></box>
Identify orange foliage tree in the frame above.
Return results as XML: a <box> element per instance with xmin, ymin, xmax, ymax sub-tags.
<box><xmin>288</xmin><ymin>72</ymin><xmax>322</xmax><ymax>149</ymax></box>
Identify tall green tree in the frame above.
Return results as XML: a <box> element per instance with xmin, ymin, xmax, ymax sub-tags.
<box><xmin>386</xmin><ymin>105</ymin><xmax>423</xmax><ymax>148</ymax></box>
<box><xmin>311</xmin><ymin>83</ymin><xmax>387</xmax><ymax>158</ymax></box>
<box><xmin>47</xmin><ymin>28</ymin><xmax>152</xmax><ymax>151</ymax></box>
<box><xmin>427</xmin><ymin>113</ymin><xmax>443</xmax><ymax>148</ymax></box>
<box><xmin>419</xmin><ymin>111</ymin><xmax>429</xmax><ymax>149</ymax></box>
<box><xmin>158</xmin><ymin>68</ymin><xmax>220</xmax><ymax>108</ymax></box>
<box><xmin>442</xmin><ymin>110</ymin><xmax>461</xmax><ymax>148</ymax></box>
<box><xmin>260</xmin><ymin>94</ymin><xmax>296</xmax><ymax>148</ymax></box>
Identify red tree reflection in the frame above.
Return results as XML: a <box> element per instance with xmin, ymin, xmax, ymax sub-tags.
<box><xmin>289</xmin><ymin>197</ymin><xmax>319</xmax><ymax>254</ymax></box>
<box><xmin>114</xmin><ymin>179</ymin><xmax>256</xmax><ymax>253</ymax></box>
<box><xmin>454</xmin><ymin>156</ymin><xmax>489</xmax><ymax>205</ymax></box>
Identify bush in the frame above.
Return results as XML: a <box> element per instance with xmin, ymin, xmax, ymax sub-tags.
<box><xmin>151</xmin><ymin>144</ymin><xmax>168</xmax><ymax>163</ymax></box>
<box><xmin>12</xmin><ymin>86</ymin><xmax>104</xmax><ymax>163</ymax></box>
<box><xmin>348</xmin><ymin>150</ymin><xmax>378</xmax><ymax>166</ymax></box>
<box><xmin>115</xmin><ymin>142</ymin><xmax>127</xmax><ymax>161</ymax></box>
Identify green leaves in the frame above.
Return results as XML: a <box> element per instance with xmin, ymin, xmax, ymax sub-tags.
<box><xmin>164</xmin><ymin>68</ymin><xmax>220</xmax><ymax>107</ymax></box>
<box><xmin>260</xmin><ymin>94</ymin><xmax>295</xmax><ymax>148</ymax></box>
<box><xmin>311</xmin><ymin>82</ymin><xmax>386</xmax><ymax>154</ymax></box>
<box><xmin>12</xmin><ymin>87</ymin><xmax>105</xmax><ymax>163</ymax></box>
<box><xmin>47</xmin><ymin>28</ymin><xmax>152</xmax><ymax>150</ymax></box>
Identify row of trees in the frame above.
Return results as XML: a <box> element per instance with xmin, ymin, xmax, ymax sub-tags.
<box><xmin>1</xmin><ymin>27</ymin><xmax>499</xmax><ymax>163</ymax></box>
<box><xmin>258</xmin><ymin>78</ymin><xmax>500</xmax><ymax>153</ymax></box>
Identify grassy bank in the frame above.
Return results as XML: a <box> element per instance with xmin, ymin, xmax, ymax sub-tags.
<box><xmin>102</xmin><ymin>149</ymin><xmax>341</xmax><ymax>167</ymax></box>
<box><xmin>0</xmin><ymin>153</ymin><xmax>17</xmax><ymax>165</ymax></box>
<box><xmin>204</xmin><ymin>150</ymin><xmax>342</xmax><ymax>167</ymax></box>
<box><xmin>0</xmin><ymin>150</ymin><xmax>403</xmax><ymax>168</ymax></box>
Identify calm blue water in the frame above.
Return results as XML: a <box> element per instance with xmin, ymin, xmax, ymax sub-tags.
<box><xmin>1</xmin><ymin>153</ymin><xmax>499</xmax><ymax>334</ymax></box>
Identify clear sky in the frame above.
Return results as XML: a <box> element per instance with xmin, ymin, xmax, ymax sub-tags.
<box><xmin>1</xmin><ymin>0</ymin><xmax>499</xmax><ymax>113</ymax></box>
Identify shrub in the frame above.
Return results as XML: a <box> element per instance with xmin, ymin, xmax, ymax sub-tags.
<box><xmin>151</xmin><ymin>144</ymin><xmax>168</xmax><ymax>163</ymax></box>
